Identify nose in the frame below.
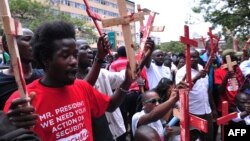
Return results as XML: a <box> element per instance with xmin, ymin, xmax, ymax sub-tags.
<box><xmin>69</xmin><ymin>55</ymin><xmax>77</xmax><ymax>65</ymax></box>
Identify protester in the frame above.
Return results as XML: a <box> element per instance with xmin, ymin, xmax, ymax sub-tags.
<box><xmin>4</xmin><ymin>21</ymin><xmax>134</xmax><ymax>141</ymax></box>
<box><xmin>175</xmin><ymin>48</ymin><xmax>214</xmax><ymax>141</ymax></box>
<box><xmin>0</xmin><ymin>28</ymin><xmax>44</xmax><ymax>110</ymax></box>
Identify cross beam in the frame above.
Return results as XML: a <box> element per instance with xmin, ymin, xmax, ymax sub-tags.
<box><xmin>102</xmin><ymin>13</ymin><xmax>144</xmax><ymax>28</ymax></box>
<box><xmin>217</xmin><ymin>101</ymin><xmax>237</xmax><ymax>141</ymax></box>
<box><xmin>179</xmin><ymin>89</ymin><xmax>208</xmax><ymax>141</ymax></box>
<box><xmin>0</xmin><ymin>0</ymin><xmax>27</xmax><ymax>98</ymax></box>
<box><xmin>221</xmin><ymin>55</ymin><xmax>237</xmax><ymax>90</ymax></box>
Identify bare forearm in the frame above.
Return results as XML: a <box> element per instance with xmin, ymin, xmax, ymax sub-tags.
<box><xmin>107</xmin><ymin>81</ymin><xmax>130</xmax><ymax>112</ymax></box>
<box><xmin>85</xmin><ymin>61</ymin><xmax>101</xmax><ymax>86</ymax></box>
<box><xmin>142</xmin><ymin>96</ymin><xmax>178</xmax><ymax>125</ymax></box>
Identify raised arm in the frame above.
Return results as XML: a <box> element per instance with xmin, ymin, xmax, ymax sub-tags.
<box><xmin>107</xmin><ymin>63</ymin><xmax>134</xmax><ymax>112</ymax></box>
<box><xmin>85</xmin><ymin>35</ymin><xmax>110</xmax><ymax>85</ymax></box>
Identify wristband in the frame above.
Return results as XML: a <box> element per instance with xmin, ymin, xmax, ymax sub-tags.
<box><xmin>94</xmin><ymin>57</ymin><xmax>105</xmax><ymax>64</ymax></box>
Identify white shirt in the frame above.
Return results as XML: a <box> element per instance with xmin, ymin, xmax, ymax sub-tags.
<box><xmin>132</xmin><ymin>110</ymin><xmax>164</xmax><ymax>138</ymax></box>
<box><xmin>239</xmin><ymin>59</ymin><xmax>250</xmax><ymax>77</ymax></box>
<box><xmin>146</xmin><ymin>62</ymin><xmax>172</xmax><ymax>89</ymax></box>
<box><xmin>175</xmin><ymin>65</ymin><xmax>211</xmax><ymax>115</ymax></box>
<box><xmin>94</xmin><ymin>69</ymin><xmax>126</xmax><ymax>139</ymax></box>
<box><xmin>232</xmin><ymin>108</ymin><xmax>250</xmax><ymax>125</ymax></box>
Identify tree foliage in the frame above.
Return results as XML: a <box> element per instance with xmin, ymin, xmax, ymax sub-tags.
<box><xmin>192</xmin><ymin>0</ymin><xmax>250</xmax><ymax>41</ymax></box>
<box><xmin>6</xmin><ymin>0</ymin><xmax>96</xmax><ymax>40</ymax></box>
<box><xmin>158</xmin><ymin>41</ymin><xmax>185</xmax><ymax>53</ymax></box>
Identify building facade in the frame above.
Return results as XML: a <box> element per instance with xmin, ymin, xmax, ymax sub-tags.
<box><xmin>47</xmin><ymin>0</ymin><xmax>136</xmax><ymax>47</ymax></box>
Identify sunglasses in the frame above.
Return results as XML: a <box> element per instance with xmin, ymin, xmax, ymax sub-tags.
<box><xmin>144</xmin><ymin>98</ymin><xmax>161</xmax><ymax>104</ymax></box>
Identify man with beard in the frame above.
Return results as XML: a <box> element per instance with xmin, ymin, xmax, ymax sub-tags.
<box><xmin>75</xmin><ymin>39</ymin><xmax>126</xmax><ymax>141</ymax></box>
<box><xmin>0</xmin><ymin>28</ymin><xmax>44</xmax><ymax>110</ymax></box>
<box><xmin>3</xmin><ymin>21</ymin><xmax>135</xmax><ymax>141</ymax></box>
<box><xmin>175</xmin><ymin>48</ymin><xmax>214</xmax><ymax>141</ymax></box>
<box><xmin>145</xmin><ymin>49</ymin><xmax>172</xmax><ymax>89</ymax></box>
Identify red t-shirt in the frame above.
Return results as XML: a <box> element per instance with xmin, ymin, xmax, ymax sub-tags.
<box><xmin>109</xmin><ymin>57</ymin><xmax>127</xmax><ymax>72</ymax></box>
<box><xmin>110</xmin><ymin>57</ymin><xmax>149</xmax><ymax>91</ymax></box>
<box><xmin>214</xmin><ymin>66</ymin><xmax>244</xmax><ymax>111</ymax></box>
<box><xmin>4</xmin><ymin>79</ymin><xmax>110</xmax><ymax>141</ymax></box>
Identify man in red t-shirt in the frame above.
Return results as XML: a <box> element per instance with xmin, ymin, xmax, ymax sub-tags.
<box><xmin>4</xmin><ymin>21</ymin><xmax>134</xmax><ymax>141</ymax></box>
<box><xmin>214</xmin><ymin>49</ymin><xmax>244</xmax><ymax>113</ymax></box>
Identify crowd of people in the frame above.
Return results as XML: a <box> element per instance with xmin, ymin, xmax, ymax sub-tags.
<box><xmin>0</xmin><ymin>20</ymin><xmax>250</xmax><ymax>141</ymax></box>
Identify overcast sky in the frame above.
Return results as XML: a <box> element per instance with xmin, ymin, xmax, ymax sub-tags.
<box><xmin>134</xmin><ymin>0</ymin><xmax>215</xmax><ymax>42</ymax></box>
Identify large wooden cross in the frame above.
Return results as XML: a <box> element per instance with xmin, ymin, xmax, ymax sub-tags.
<box><xmin>204</xmin><ymin>27</ymin><xmax>220</xmax><ymax>71</ymax></box>
<box><xmin>217</xmin><ymin>101</ymin><xmax>237</xmax><ymax>141</ymax></box>
<box><xmin>221</xmin><ymin>55</ymin><xmax>237</xmax><ymax>90</ymax></box>
<box><xmin>0</xmin><ymin>0</ymin><xmax>27</xmax><ymax>98</ymax></box>
<box><xmin>136</xmin><ymin>5</ymin><xmax>165</xmax><ymax>61</ymax></box>
<box><xmin>179</xmin><ymin>26</ymin><xmax>208</xmax><ymax>141</ymax></box>
<box><xmin>101</xmin><ymin>0</ymin><xmax>145</xmax><ymax>79</ymax></box>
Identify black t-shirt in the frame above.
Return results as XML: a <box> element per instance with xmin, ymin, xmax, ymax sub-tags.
<box><xmin>0</xmin><ymin>69</ymin><xmax>44</xmax><ymax>110</ymax></box>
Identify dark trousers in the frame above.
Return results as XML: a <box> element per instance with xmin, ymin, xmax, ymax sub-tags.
<box><xmin>119</xmin><ymin>90</ymin><xmax>140</xmax><ymax>141</ymax></box>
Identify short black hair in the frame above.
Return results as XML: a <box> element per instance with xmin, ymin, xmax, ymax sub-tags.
<box><xmin>117</xmin><ymin>46</ymin><xmax>126</xmax><ymax>57</ymax></box>
<box><xmin>31</xmin><ymin>21</ymin><xmax>75</xmax><ymax>69</ymax></box>
<box><xmin>1</xmin><ymin>34</ymin><xmax>8</xmax><ymax>54</ymax></box>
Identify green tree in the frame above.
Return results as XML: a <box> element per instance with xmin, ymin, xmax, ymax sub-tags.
<box><xmin>192</xmin><ymin>0</ymin><xmax>250</xmax><ymax>41</ymax></box>
<box><xmin>7</xmin><ymin>0</ymin><xmax>96</xmax><ymax>40</ymax></box>
<box><xmin>159</xmin><ymin>41</ymin><xmax>184</xmax><ymax>53</ymax></box>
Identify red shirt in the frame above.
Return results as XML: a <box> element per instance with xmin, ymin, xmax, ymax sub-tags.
<box><xmin>4</xmin><ymin>79</ymin><xmax>110</xmax><ymax>141</ymax></box>
<box><xmin>109</xmin><ymin>57</ymin><xmax>127</xmax><ymax>72</ymax></box>
<box><xmin>110</xmin><ymin>57</ymin><xmax>149</xmax><ymax>91</ymax></box>
<box><xmin>214</xmin><ymin>66</ymin><xmax>244</xmax><ymax>111</ymax></box>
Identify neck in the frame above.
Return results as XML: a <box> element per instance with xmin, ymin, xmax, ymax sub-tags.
<box><xmin>76</xmin><ymin>66</ymin><xmax>89</xmax><ymax>79</ymax></box>
<box><xmin>7</xmin><ymin>62</ymin><xmax>33</xmax><ymax>78</ymax></box>
<box><xmin>40</xmin><ymin>76</ymin><xmax>65</xmax><ymax>87</ymax></box>
<box><xmin>191</xmin><ymin>64</ymin><xmax>198</xmax><ymax>70</ymax></box>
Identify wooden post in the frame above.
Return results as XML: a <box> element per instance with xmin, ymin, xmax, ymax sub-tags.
<box><xmin>221</xmin><ymin>55</ymin><xmax>237</xmax><ymax>90</ymax></box>
<box><xmin>217</xmin><ymin>101</ymin><xmax>237</xmax><ymax>141</ymax></box>
<box><xmin>0</xmin><ymin>0</ymin><xmax>27</xmax><ymax>98</ymax></box>
<box><xmin>180</xmin><ymin>25</ymin><xmax>198</xmax><ymax>89</ymax></box>
<box><xmin>105</xmin><ymin>0</ymin><xmax>141</xmax><ymax>79</ymax></box>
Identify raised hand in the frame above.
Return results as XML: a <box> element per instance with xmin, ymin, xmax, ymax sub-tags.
<box><xmin>7</xmin><ymin>92</ymin><xmax>38</xmax><ymax>129</ymax></box>
<box><xmin>96</xmin><ymin>34</ymin><xmax>111</xmax><ymax>60</ymax></box>
<box><xmin>144</xmin><ymin>37</ymin><xmax>155</xmax><ymax>53</ymax></box>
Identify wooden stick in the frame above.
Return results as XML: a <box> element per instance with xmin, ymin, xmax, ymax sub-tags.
<box><xmin>0</xmin><ymin>0</ymin><xmax>27</xmax><ymax>98</ymax></box>
<box><xmin>116</xmin><ymin>0</ymin><xmax>137</xmax><ymax>79</ymax></box>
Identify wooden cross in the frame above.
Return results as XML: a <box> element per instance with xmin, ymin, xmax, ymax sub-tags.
<box><xmin>204</xmin><ymin>27</ymin><xmax>220</xmax><ymax>71</ymax></box>
<box><xmin>180</xmin><ymin>25</ymin><xmax>198</xmax><ymax>89</ymax></box>
<box><xmin>137</xmin><ymin>5</ymin><xmax>165</xmax><ymax>33</ymax></box>
<box><xmin>217</xmin><ymin>101</ymin><xmax>237</xmax><ymax>141</ymax></box>
<box><xmin>221</xmin><ymin>55</ymin><xmax>237</xmax><ymax>90</ymax></box>
<box><xmin>0</xmin><ymin>0</ymin><xmax>27</xmax><ymax>98</ymax></box>
<box><xmin>179</xmin><ymin>26</ymin><xmax>209</xmax><ymax>141</ymax></box>
<box><xmin>101</xmin><ymin>0</ymin><xmax>145</xmax><ymax>79</ymax></box>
